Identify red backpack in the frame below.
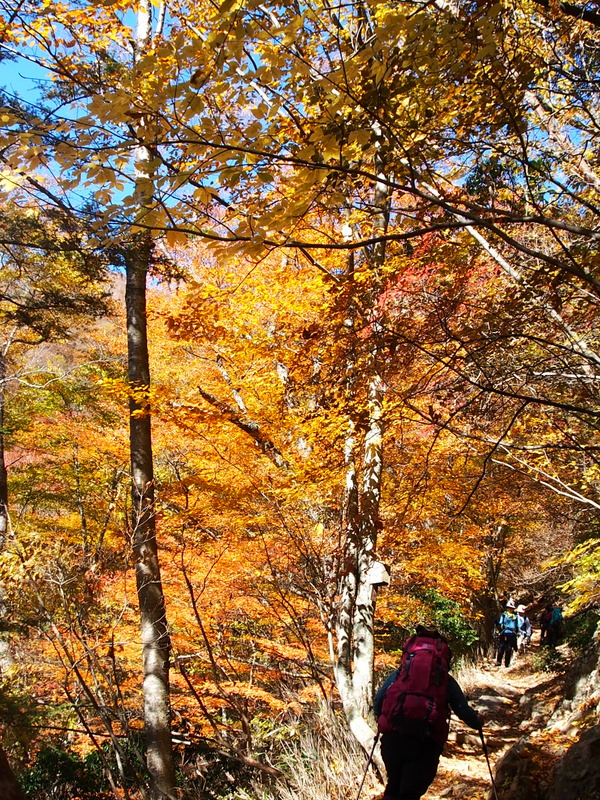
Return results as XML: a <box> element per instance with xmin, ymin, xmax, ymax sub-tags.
<box><xmin>377</xmin><ymin>633</ymin><xmax>451</xmax><ymax>744</ymax></box>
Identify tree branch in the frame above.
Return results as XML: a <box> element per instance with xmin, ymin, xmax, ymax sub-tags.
<box><xmin>197</xmin><ymin>386</ymin><xmax>289</xmax><ymax>469</ymax></box>
<box><xmin>532</xmin><ymin>0</ymin><xmax>600</xmax><ymax>28</ymax></box>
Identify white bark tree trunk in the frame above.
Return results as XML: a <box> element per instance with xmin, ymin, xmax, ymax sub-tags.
<box><xmin>331</xmin><ymin>137</ymin><xmax>390</xmax><ymax>766</ymax></box>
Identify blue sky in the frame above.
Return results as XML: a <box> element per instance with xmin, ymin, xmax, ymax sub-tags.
<box><xmin>1</xmin><ymin>53</ymin><xmax>49</xmax><ymax>102</ymax></box>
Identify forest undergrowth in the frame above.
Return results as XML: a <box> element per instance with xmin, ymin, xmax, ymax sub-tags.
<box><xmin>9</xmin><ymin>628</ymin><xmax>590</xmax><ymax>800</ymax></box>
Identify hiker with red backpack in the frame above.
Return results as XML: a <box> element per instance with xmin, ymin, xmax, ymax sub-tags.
<box><xmin>374</xmin><ymin>626</ymin><xmax>483</xmax><ymax>800</ymax></box>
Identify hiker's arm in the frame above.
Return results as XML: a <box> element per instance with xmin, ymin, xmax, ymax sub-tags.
<box><xmin>374</xmin><ymin>670</ymin><xmax>398</xmax><ymax>716</ymax></box>
<box><xmin>447</xmin><ymin>676</ymin><xmax>483</xmax><ymax>730</ymax></box>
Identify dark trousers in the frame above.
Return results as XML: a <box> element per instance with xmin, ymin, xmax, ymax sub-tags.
<box><xmin>547</xmin><ymin>624</ymin><xmax>562</xmax><ymax>647</ymax></box>
<box><xmin>380</xmin><ymin>731</ymin><xmax>443</xmax><ymax>800</ymax></box>
<box><xmin>496</xmin><ymin>632</ymin><xmax>517</xmax><ymax>666</ymax></box>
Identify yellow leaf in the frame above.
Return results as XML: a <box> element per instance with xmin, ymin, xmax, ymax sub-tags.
<box><xmin>166</xmin><ymin>229</ymin><xmax>189</xmax><ymax>247</ymax></box>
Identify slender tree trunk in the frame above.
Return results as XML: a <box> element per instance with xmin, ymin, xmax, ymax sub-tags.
<box><xmin>126</xmin><ymin>0</ymin><xmax>175</xmax><ymax>792</ymax></box>
<box><xmin>125</xmin><ymin>236</ymin><xmax>176</xmax><ymax>800</ymax></box>
<box><xmin>0</xmin><ymin>349</ymin><xmax>8</xmax><ymax>553</ymax></box>
<box><xmin>0</xmin><ymin>347</ymin><xmax>10</xmax><ymax>710</ymax></box>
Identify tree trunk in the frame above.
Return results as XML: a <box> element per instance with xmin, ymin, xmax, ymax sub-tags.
<box><xmin>0</xmin><ymin>744</ymin><xmax>26</xmax><ymax>800</ymax></box>
<box><xmin>333</xmin><ymin>363</ymin><xmax>386</xmax><ymax>760</ymax></box>
<box><xmin>125</xmin><ymin>236</ymin><xmax>176</xmax><ymax>800</ymax></box>
<box><xmin>353</xmin><ymin>373</ymin><xmax>385</xmax><ymax>715</ymax></box>
<box><xmin>332</xmin><ymin>138</ymin><xmax>389</xmax><ymax>766</ymax></box>
<box><xmin>0</xmin><ymin>349</ymin><xmax>9</xmax><ymax>552</ymax></box>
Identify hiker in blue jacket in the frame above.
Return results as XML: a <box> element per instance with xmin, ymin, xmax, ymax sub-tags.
<box><xmin>374</xmin><ymin>626</ymin><xmax>483</xmax><ymax>800</ymax></box>
<box><xmin>496</xmin><ymin>599</ymin><xmax>519</xmax><ymax>667</ymax></box>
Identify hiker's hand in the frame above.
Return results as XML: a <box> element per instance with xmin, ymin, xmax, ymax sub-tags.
<box><xmin>476</xmin><ymin>713</ymin><xmax>485</xmax><ymax>731</ymax></box>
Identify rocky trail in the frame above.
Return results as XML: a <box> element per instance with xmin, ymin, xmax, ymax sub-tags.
<box><xmin>424</xmin><ymin>639</ymin><xmax>585</xmax><ymax>800</ymax></box>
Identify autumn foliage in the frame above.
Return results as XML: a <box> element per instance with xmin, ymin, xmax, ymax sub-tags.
<box><xmin>0</xmin><ymin>0</ymin><xmax>599</xmax><ymax>797</ymax></box>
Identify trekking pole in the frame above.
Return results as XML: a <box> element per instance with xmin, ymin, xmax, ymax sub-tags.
<box><xmin>479</xmin><ymin>729</ymin><xmax>499</xmax><ymax>800</ymax></box>
<box><xmin>355</xmin><ymin>731</ymin><xmax>379</xmax><ymax>800</ymax></box>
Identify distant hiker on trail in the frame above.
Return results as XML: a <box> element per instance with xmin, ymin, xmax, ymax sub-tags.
<box><xmin>517</xmin><ymin>604</ymin><xmax>532</xmax><ymax>654</ymax></box>
<box><xmin>539</xmin><ymin>604</ymin><xmax>553</xmax><ymax>644</ymax></box>
<box><xmin>374</xmin><ymin>626</ymin><xmax>483</xmax><ymax>800</ymax></box>
<box><xmin>547</xmin><ymin>604</ymin><xmax>563</xmax><ymax>647</ymax></box>
<box><xmin>495</xmin><ymin>599</ymin><xmax>519</xmax><ymax>667</ymax></box>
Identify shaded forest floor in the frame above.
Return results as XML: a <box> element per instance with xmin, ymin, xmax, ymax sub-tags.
<box><xmin>417</xmin><ymin>638</ymin><xmax>571</xmax><ymax>799</ymax></box>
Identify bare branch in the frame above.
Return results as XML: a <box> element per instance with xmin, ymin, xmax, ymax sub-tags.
<box><xmin>197</xmin><ymin>385</ymin><xmax>289</xmax><ymax>469</ymax></box>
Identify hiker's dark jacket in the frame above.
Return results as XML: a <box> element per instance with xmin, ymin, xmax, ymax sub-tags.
<box><xmin>374</xmin><ymin>671</ymin><xmax>481</xmax><ymax>735</ymax></box>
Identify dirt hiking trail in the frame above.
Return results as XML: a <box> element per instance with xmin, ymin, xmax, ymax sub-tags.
<box><xmin>426</xmin><ymin>640</ymin><xmax>569</xmax><ymax>799</ymax></box>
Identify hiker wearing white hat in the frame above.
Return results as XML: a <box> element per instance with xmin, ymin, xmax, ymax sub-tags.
<box><xmin>516</xmin><ymin>605</ymin><xmax>533</xmax><ymax>655</ymax></box>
